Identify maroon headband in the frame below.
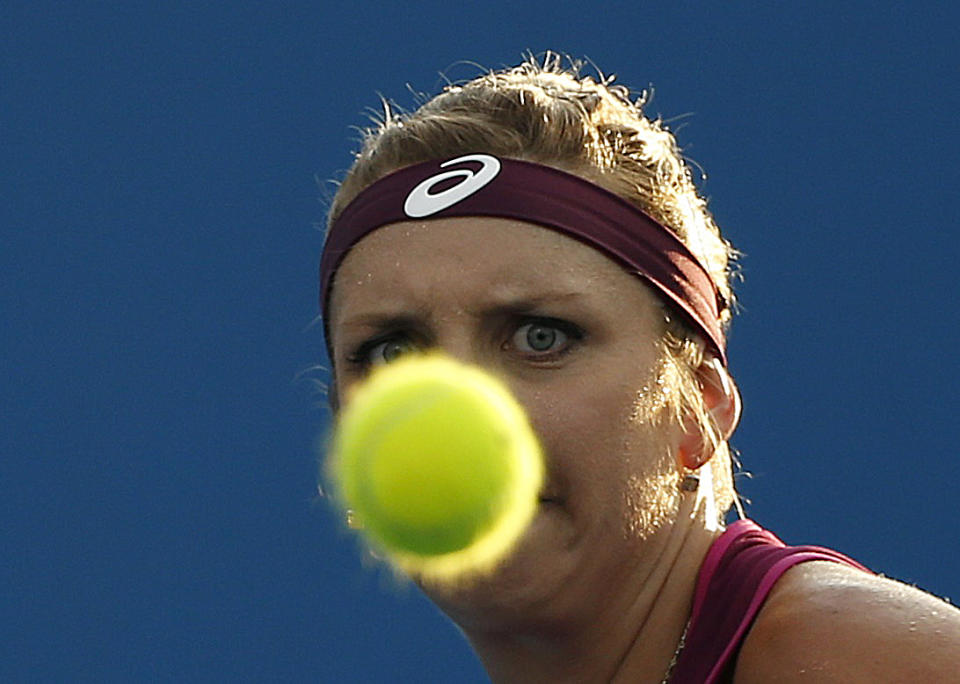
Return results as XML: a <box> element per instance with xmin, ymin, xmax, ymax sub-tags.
<box><xmin>319</xmin><ymin>154</ymin><xmax>727</xmax><ymax>365</ymax></box>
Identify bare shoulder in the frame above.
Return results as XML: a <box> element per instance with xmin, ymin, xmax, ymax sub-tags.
<box><xmin>733</xmin><ymin>560</ymin><xmax>960</xmax><ymax>683</ymax></box>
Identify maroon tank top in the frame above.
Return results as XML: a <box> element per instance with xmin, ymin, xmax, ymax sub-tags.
<box><xmin>670</xmin><ymin>519</ymin><xmax>871</xmax><ymax>683</ymax></box>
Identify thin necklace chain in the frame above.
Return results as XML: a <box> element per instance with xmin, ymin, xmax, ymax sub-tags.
<box><xmin>659</xmin><ymin>618</ymin><xmax>691</xmax><ymax>684</ymax></box>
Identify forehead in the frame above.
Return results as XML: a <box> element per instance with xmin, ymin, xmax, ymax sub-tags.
<box><xmin>328</xmin><ymin>216</ymin><xmax>659</xmax><ymax>327</ymax></box>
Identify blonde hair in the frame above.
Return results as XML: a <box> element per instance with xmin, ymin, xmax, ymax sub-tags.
<box><xmin>327</xmin><ymin>53</ymin><xmax>743</xmax><ymax>518</ymax></box>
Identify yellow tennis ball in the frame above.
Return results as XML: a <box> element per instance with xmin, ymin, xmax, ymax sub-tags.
<box><xmin>328</xmin><ymin>353</ymin><xmax>544</xmax><ymax>581</ymax></box>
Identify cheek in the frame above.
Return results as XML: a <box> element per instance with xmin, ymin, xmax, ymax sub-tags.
<box><xmin>523</xmin><ymin>379</ymin><xmax>647</xmax><ymax>476</ymax></box>
<box><xmin>527</xmin><ymin>378</ymin><xmax>681</xmax><ymax>540</ymax></box>
<box><xmin>523</xmin><ymin>367</ymin><xmax>676</xmax><ymax>477</ymax></box>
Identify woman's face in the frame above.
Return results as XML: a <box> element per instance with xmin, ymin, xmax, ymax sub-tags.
<box><xmin>329</xmin><ymin>217</ymin><xmax>688</xmax><ymax>627</ymax></box>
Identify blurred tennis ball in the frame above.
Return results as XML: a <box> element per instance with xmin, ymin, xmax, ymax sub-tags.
<box><xmin>327</xmin><ymin>353</ymin><xmax>544</xmax><ymax>582</ymax></box>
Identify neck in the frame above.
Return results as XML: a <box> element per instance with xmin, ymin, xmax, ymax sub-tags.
<box><xmin>463</xmin><ymin>495</ymin><xmax>722</xmax><ymax>684</ymax></box>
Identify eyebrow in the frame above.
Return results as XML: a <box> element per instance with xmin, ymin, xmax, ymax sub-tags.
<box><xmin>335</xmin><ymin>292</ymin><xmax>587</xmax><ymax>332</ymax></box>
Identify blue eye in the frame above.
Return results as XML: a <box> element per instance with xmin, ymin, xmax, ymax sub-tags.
<box><xmin>510</xmin><ymin>320</ymin><xmax>579</xmax><ymax>356</ymax></box>
<box><xmin>368</xmin><ymin>339</ymin><xmax>414</xmax><ymax>365</ymax></box>
<box><xmin>347</xmin><ymin>337</ymin><xmax>416</xmax><ymax>368</ymax></box>
<box><xmin>515</xmin><ymin>322</ymin><xmax>564</xmax><ymax>352</ymax></box>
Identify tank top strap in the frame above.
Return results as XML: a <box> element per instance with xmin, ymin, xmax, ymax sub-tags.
<box><xmin>670</xmin><ymin>519</ymin><xmax>870</xmax><ymax>683</ymax></box>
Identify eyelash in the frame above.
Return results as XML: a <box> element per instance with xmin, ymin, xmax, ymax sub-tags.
<box><xmin>344</xmin><ymin>317</ymin><xmax>584</xmax><ymax>369</ymax></box>
<box><xmin>344</xmin><ymin>333</ymin><xmax>417</xmax><ymax>369</ymax></box>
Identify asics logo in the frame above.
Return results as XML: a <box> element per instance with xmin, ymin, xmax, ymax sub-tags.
<box><xmin>403</xmin><ymin>154</ymin><xmax>501</xmax><ymax>218</ymax></box>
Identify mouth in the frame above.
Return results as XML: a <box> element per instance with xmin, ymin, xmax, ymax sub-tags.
<box><xmin>537</xmin><ymin>474</ymin><xmax>567</xmax><ymax>508</ymax></box>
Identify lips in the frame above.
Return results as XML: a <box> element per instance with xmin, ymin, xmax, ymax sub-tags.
<box><xmin>537</xmin><ymin>477</ymin><xmax>564</xmax><ymax>504</ymax></box>
<box><xmin>538</xmin><ymin>474</ymin><xmax>565</xmax><ymax>505</ymax></box>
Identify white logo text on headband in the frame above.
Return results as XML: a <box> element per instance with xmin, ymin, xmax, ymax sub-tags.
<box><xmin>403</xmin><ymin>154</ymin><xmax>501</xmax><ymax>218</ymax></box>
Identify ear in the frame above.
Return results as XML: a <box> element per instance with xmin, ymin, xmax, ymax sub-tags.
<box><xmin>677</xmin><ymin>355</ymin><xmax>742</xmax><ymax>470</ymax></box>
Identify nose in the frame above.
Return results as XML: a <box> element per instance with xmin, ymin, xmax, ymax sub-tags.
<box><xmin>427</xmin><ymin>326</ymin><xmax>534</xmax><ymax>414</ymax></box>
<box><xmin>422</xmin><ymin>318</ymin><xmax>522</xmax><ymax>395</ymax></box>
<box><xmin>429</xmin><ymin>327</ymin><xmax>488</xmax><ymax>371</ymax></box>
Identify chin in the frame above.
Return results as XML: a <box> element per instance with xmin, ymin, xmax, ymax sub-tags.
<box><xmin>413</xmin><ymin>501</ymin><xmax>576</xmax><ymax>630</ymax></box>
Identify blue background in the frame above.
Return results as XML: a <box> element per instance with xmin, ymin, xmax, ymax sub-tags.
<box><xmin>3</xmin><ymin>2</ymin><xmax>958</xmax><ymax>681</ymax></box>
